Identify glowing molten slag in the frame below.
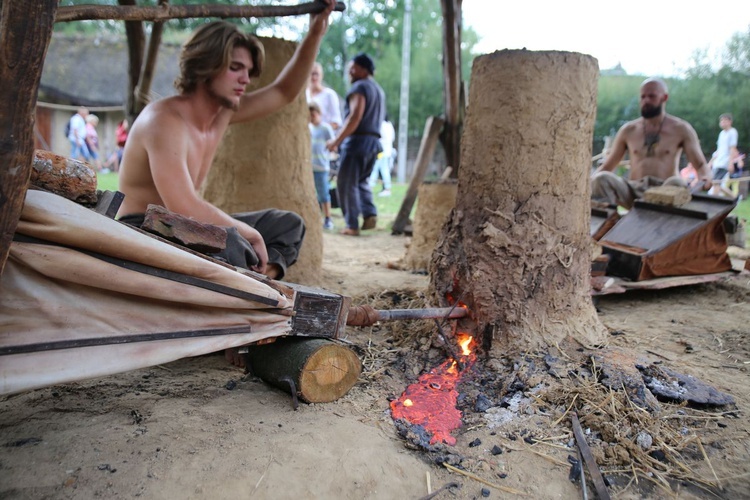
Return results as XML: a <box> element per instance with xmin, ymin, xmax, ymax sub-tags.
<box><xmin>390</xmin><ymin>333</ymin><xmax>476</xmax><ymax>446</ymax></box>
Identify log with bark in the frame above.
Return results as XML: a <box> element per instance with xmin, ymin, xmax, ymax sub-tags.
<box><xmin>30</xmin><ymin>149</ymin><xmax>98</xmax><ymax>205</ymax></box>
<box><xmin>246</xmin><ymin>337</ymin><xmax>361</xmax><ymax>405</ymax></box>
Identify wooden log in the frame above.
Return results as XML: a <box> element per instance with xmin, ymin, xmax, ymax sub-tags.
<box><xmin>246</xmin><ymin>338</ymin><xmax>361</xmax><ymax>404</ymax></box>
<box><xmin>141</xmin><ymin>204</ymin><xmax>227</xmax><ymax>254</ymax></box>
<box><xmin>30</xmin><ymin>150</ymin><xmax>98</xmax><ymax>205</ymax></box>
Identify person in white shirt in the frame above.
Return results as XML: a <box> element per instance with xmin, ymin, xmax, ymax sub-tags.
<box><xmin>368</xmin><ymin>116</ymin><xmax>395</xmax><ymax>196</ymax></box>
<box><xmin>67</xmin><ymin>106</ymin><xmax>90</xmax><ymax>161</ymax></box>
<box><xmin>306</xmin><ymin>62</ymin><xmax>342</xmax><ymax>130</ymax></box>
<box><xmin>708</xmin><ymin>113</ymin><xmax>740</xmax><ymax>194</ymax></box>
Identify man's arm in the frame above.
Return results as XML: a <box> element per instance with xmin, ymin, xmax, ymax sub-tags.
<box><xmin>681</xmin><ymin>123</ymin><xmax>712</xmax><ymax>190</ymax></box>
<box><xmin>230</xmin><ymin>0</ymin><xmax>335</xmax><ymax>124</ymax></box>
<box><xmin>142</xmin><ymin>114</ymin><xmax>270</xmax><ymax>273</ymax></box>
<box><xmin>594</xmin><ymin>125</ymin><xmax>628</xmax><ymax>174</ymax></box>
<box><xmin>327</xmin><ymin>93</ymin><xmax>365</xmax><ymax>151</ymax></box>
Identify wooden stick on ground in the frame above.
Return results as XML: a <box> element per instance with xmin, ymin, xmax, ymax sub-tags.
<box><xmin>571</xmin><ymin>413</ymin><xmax>611</xmax><ymax>500</ymax></box>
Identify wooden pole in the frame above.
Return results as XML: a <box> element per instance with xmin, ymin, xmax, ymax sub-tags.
<box><xmin>133</xmin><ymin>0</ymin><xmax>167</xmax><ymax>116</ymax></box>
<box><xmin>0</xmin><ymin>0</ymin><xmax>58</xmax><ymax>275</ymax></box>
<box><xmin>121</xmin><ymin>0</ymin><xmax>145</xmax><ymax>120</ymax></box>
<box><xmin>392</xmin><ymin>116</ymin><xmax>444</xmax><ymax>235</ymax></box>
<box><xmin>56</xmin><ymin>1</ymin><xmax>346</xmax><ymax>23</ymax></box>
<box><xmin>440</xmin><ymin>0</ymin><xmax>463</xmax><ymax>176</ymax></box>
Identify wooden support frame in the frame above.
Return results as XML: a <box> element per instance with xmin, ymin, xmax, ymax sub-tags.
<box><xmin>0</xmin><ymin>0</ymin><xmax>58</xmax><ymax>275</ymax></box>
<box><xmin>392</xmin><ymin>116</ymin><xmax>445</xmax><ymax>235</ymax></box>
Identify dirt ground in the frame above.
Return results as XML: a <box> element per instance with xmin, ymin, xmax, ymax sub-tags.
<box><xmin>1</xmin><ymin>218</ymin><xmax>749</xmax><ymax>499</ymax></box>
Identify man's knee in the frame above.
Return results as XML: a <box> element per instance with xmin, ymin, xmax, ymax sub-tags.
<box><xmin>591</xmin><ymin>171</ymin><xmax>621</xmax><ymax>197</ymax></box>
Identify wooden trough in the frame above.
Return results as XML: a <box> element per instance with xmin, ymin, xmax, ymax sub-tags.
<box><xmin>599</xmin><ymin>193</ymin><xmax>736</xmax><ymax>281</ymax></box>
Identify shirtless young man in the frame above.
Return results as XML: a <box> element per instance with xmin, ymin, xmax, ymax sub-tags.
<box><xmin>117</xmin><ymin>0</ymin><xmax>335</xmax><ymax>279</ymax></box>
<box><xmin>591</xmin><ymin>77</ymin><xmax>712</xmax><ymax>209</ymax></box>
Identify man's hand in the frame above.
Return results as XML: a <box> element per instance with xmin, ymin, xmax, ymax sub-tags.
<box><xmin>309</xmin><ymin>0</ymin><xmax>335</xmax><ymax>36</ymax></box>
<box><xmin>241</xmin><ymin>226</ymin><xmax>269</xmax><ymax>275</ymax></box>
<box><xmin>690</xmin><ymin>177</ymin><xmax>713</xmax><ymax>191</ymax></box>
<box><xmin>326</xmin><ymin>138</ymin><xmax>339</xmax><ymax>152</ymax></box>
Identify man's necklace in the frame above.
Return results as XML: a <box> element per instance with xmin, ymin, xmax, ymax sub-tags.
<box><xmin>643</xmin><ymin>116</ymin><xmax>665</xmax><ymax>158</ymax></box>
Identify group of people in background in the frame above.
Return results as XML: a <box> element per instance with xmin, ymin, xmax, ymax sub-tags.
<box><xmin>67</xmin><ymin>105</ymin><xmax>128</xmax><ymax>174</ymax></box>
<box><xmin>306</xmin><ymin>54</ymin><xmax>393</xmax><ymax>234</ymax></box>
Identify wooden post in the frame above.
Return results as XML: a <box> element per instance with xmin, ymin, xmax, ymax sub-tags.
<box><xmin>133</xmin><ymin>0</ymin><xmax>167</xmax><ymax>116</ymax></box>
<box><xmin>392</xmin><ymin>116</ymin><xmax>444</xmax><ymax>235</ymax></box>
<box><xmin>0</xmin><ymin>0</ymin><xmax>58</xmax><ymax>275</ymax></box>
<box><xmin>440</xmin><ymin>0</ymin><xmax>463</xmax><ymax>176</ymax></box>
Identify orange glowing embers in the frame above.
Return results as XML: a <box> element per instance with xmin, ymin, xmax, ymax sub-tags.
<box><xmin>390</xmin><ymin>333</ymin><xmax>476</xmax><ymax>446</ymax></box>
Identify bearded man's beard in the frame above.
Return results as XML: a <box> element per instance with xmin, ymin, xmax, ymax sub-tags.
<box><xmin>208</xmin><ymin>87</ymin><xmax>240</xmax><ymax>111</ymax></box>
<box><xmin>641</xmin><ymin>104</ymin><xmax>662</xmax><ymax>119</ymax></box>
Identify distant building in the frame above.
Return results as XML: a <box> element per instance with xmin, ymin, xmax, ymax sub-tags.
<box><xmin>36</xmin><ymin>33</ymin><xmax>181</xmax><ymax>157</ymax></box>
<box><xmin>600</xmin><ymin>63</ymin><xmax>627</xmax><ymax>76</ymax></box>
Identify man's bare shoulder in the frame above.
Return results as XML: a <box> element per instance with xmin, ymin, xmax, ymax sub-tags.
<box><xmin>618</xmin><ymin>118</ymin><xmax>643</xmax><ymax>136</ymax></box>
<box><xmin>131</xmin><ymin>96</ymin><xmax>189</xmax><ymax>134</ymax></box>
<box><xmin>664</xmin><ymin>114</ymin><xmax>696</xmax><ymax>134</ymax></box>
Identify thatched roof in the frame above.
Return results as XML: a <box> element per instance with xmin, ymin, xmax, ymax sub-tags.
<box><xmin>40</xmin><ymin>33</ymin><xmax>182</xmax><ymax>107</ymax></box>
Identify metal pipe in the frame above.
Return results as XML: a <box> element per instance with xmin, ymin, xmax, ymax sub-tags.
<box><xmin>376</xmin><ymin>306</ymin><xmax>467</xmax><ymax>322</ymax></box>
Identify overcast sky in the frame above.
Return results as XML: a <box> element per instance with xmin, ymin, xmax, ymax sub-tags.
<box><xmin>462</xmin><ymin>2</ymin><xmax>749</xmax><ymax>77</ymax></box>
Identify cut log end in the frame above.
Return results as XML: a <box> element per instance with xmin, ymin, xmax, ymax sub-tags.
<box><xmin>298</xmin><ymin>342</ymin><xmax>361</xmax><ymax>403</ymax></box>
<box><xmin>247</xmin><ymin>338</ymin><xmax>361</xmax><ymax>403</ymax></box>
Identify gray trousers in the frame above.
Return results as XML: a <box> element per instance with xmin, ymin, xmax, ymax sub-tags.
<box><xmin>591</xmin><ymin>172</ymin><xmax>687</xmax><ymax>209</ymax></box>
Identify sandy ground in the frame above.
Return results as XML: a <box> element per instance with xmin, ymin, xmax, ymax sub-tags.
<box><xmin>1</xmin><ymin>216</ymin><xmax>749</xmax><ymax>499</ymax></box>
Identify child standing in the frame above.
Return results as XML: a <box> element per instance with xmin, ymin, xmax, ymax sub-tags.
<box><xmin>309</xmin><ymin>102</ymin><xmax>336</xmax><ymax>230</ymax></box>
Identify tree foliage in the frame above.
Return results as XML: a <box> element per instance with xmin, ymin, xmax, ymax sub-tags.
<box><xmin>52</xmin><ymin>3</ymin><xmax>748</xmax><ymax>157</ymax></box>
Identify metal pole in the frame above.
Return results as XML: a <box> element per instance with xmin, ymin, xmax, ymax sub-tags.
<box><xmin>396</xmin><ymin>0</ymin><xmax>412</xmax><ymax>184</ymax></box>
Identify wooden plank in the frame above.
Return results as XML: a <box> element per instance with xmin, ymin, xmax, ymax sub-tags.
<box><xmin>392</xmin><ymin>116</ymin><xmax>445</xmax><ymax>235</ymax></box>
<box><xmin>0</xmin><ymin>1</ymin><xmax>58</xmax><ymax>276</ymax></box>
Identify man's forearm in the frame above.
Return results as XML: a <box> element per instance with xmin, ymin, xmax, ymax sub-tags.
<box><xmin>273</xmin><ymin>4</ymin><xmax>332</xmax><ymax>99</ymax></box>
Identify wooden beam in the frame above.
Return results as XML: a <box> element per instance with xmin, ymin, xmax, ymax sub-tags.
<box><xmin>440</xmin><ymin>0</ymin><xmax>463</xmax><ymax>175</ymax></box>
<box><xmin>56</xmin><ymin>1</ymin><xmax>346</xmax><ymax>23</ymax></box>
<box><xmin>0</xmin><ymin>0</ymin><xmax>58</xmax><ymax>275</ymax></box>
<box><xmin>134</xmin><ymin>0</ymin><xmax>167</xmax><ymax>116</ymax></box>
<box><xmin>122</xmin><ymin>0</ymin><xmax>145</xmax><ymax>120</ymax></box>
<box><xmin>392</xmin><ymin>116</ymin><xmax>445</xmax><ymax>235</ymax></box>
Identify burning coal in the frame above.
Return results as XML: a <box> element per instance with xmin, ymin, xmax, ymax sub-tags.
<box><xmin>390</xmin><ymin>334</ymin><xmax>476</xmax><ymax>446</ymax></box>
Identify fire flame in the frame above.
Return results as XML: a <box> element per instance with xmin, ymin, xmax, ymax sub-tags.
<box><xmin>390</xmin><ymin>332</ymin><xmax>476</xmax><ymax>446</ymax></box>
<box><xmin>458</xmin><ymin>334</ymin><xmax>473</xmax><ymax>356</ymax></box>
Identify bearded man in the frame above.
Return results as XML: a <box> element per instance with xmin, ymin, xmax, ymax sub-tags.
<box><xmin>591</xmin><ymin>77</ymin><xmax>712</xmax><ymax>209</ymax></box>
